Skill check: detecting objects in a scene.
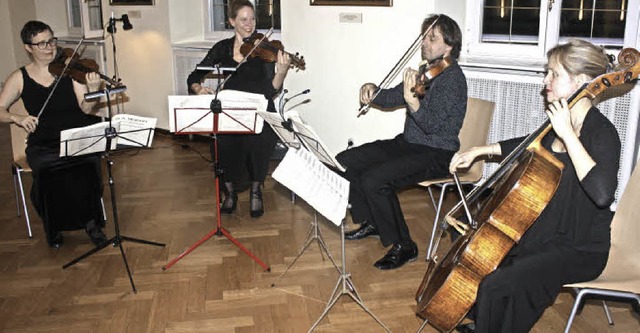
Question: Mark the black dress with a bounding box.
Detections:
[470,107,621,333]
[187,36,280,183]
[20,67,103,244]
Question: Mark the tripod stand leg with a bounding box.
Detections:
[62,236,114,269]
[162,229,217,270]
[219,227,270,271]
[117,241,137,293]
[121,235,165,247]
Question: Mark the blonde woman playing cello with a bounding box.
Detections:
[449,39,620,333]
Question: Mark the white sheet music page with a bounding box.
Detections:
[272,147,349,226]
[168,90,267,134]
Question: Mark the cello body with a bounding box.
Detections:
[416,138,564,332]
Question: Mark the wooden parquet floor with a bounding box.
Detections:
[0,127,638,332]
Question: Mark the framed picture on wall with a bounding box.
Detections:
[110,0,154,5]
[310,0,392,6]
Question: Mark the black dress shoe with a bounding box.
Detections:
[220,193,238,214]
[85,219,108,246]
[373,241,418,270]
[455,322,475,333]
[249,190,264,218]
[48,233,64,249]
[344,221,379,240]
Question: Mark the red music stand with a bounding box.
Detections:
[163,93,270,271]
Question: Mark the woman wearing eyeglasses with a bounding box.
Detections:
[0,21,107,248]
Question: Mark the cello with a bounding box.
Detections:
[415,47,640,332]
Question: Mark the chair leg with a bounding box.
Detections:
[601,300,614,326]
[100,197,108,223]
[564,288,587,333]
[12,166,21,217]
[15,169,33,238]
[426,183,448,260]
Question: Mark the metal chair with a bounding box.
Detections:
[418,97,494,259]
[9,100,34,237]
[562,164,640,332]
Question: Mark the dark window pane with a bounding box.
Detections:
[560,0,626,46]
[481,1,540,43]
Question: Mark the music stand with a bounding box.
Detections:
[61,85,165,294]
[163,90,270,271]
[258,111,340,284]
[263,112,390,332]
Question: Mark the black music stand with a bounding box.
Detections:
[262,111,390,332]
[163,91,270,271]
[61,85,165,294]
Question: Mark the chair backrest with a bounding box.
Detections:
[9,99,30,170]
[456,97,495,182]
[609,163,640,253]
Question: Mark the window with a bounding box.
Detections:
[205,0,281,40]
[465,0,640,67]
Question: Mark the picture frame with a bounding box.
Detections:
[109,0,154,5]
[310,0,392,6]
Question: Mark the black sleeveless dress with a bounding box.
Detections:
[20,67,104,244]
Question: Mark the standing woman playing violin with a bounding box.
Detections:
[187,0,291,218]
[336,14,467,270]
[0,21,107,248]
[449,39,619,333]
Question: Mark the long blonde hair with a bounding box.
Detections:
[547,39,612,80]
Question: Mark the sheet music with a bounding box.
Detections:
[168,90,268,134]
[256,110,300,149]
[287,115,346,172]
[272,147,350,226]
[59,114,156,157]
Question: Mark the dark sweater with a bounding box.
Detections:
[372,61,467,151]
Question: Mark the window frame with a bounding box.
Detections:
[463,0,640,68]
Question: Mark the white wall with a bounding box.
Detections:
[281,1,435,153]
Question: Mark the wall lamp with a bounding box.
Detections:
[107,14,133,33]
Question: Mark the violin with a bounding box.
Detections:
[48,48,120,86]
[240,33,306,70]
[411,55,452,98]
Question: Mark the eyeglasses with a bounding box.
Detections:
[28,38,58,50]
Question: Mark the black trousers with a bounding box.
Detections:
[26,145,104,244]
[336,135,454,246]
[212,125,278,183]
[469,241,608,333]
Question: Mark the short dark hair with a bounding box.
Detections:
[422,14,462,60]
[20,20,53,44]
[227,0,254,20]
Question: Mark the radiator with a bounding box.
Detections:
[464,68,640,207]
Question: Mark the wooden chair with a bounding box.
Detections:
[9,100,34,237]
[418,97,494,259]
[562,164,640,332]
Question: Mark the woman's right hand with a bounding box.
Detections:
[449,146,485,174]
[359,83,377,105]
[15,114,38,133]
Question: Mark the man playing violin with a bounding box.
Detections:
[337,14,467,270]
[0,21,107,248]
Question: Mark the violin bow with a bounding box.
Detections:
[357,16,440,117]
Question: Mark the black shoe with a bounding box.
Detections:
[344,221,379,240]
[455,323,475,333]
[373,241,418,270]
[85,219,108,246]
[48,233,64,249]
[220,193,238,214]
[250,189,264,218]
